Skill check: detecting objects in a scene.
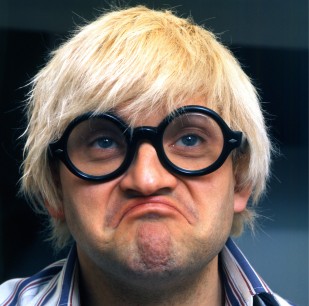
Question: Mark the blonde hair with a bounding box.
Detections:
[22,6,271,248]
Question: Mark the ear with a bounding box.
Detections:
[234,186,252,213]
[45,200,65,220]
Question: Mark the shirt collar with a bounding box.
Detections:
[220,237,274,305]
[58,245,80,305]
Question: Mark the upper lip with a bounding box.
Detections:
[109,196,192,228]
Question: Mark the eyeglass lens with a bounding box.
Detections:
[163,113,223,171]
[67,118,127,176]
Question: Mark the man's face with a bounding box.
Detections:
[58,98,248,287]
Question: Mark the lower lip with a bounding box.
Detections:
[122,203,180,221]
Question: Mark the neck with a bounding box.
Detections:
[78,255,224,306]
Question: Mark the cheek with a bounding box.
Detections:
[185,162,236,228]
[59,166,117,241]
[193,181,235,219]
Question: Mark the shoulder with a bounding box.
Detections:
[221,239,295,306]
[0,278,42,305]
[0,259,66,306]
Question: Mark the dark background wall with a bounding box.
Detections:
[0,1,308,305]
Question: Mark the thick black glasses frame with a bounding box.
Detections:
[49,105,243,182]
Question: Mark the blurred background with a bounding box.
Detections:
[0,0,307,304]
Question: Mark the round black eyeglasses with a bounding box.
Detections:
[49,105,243,182]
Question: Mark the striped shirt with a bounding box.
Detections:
[0,238,292,305]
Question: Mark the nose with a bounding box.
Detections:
[119,143,178,196]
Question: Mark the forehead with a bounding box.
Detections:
[114,96,211,126]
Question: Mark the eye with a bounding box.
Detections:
[175,134,203,147]
[93,137,117,149]
[85,133,126,161]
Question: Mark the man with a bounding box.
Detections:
[0,6,292,306]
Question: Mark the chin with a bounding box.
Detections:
[114,258,186,291]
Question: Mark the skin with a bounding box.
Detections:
[56,99,250,306]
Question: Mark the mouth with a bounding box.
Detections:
[111,197,190,228]
[125,202,180,219]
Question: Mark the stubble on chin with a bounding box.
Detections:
[135,222,174,272]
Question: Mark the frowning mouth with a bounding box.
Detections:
[111,197,190,228]
[124,202,179,219]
